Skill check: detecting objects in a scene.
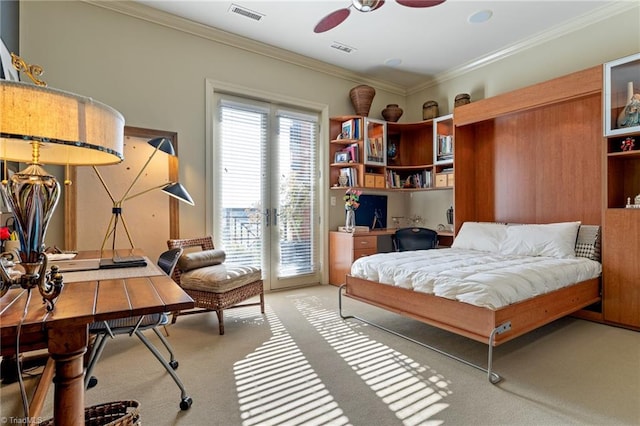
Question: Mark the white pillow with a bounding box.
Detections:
[499,221,581,258]
[451,222,508,253]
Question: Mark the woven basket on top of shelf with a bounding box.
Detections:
[349,84,375,117]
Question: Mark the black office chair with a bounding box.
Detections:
[393,227,438,251]
[84,248,193,410]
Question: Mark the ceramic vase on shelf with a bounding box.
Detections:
[381,104,403,122]
[345,210,356,232]
[349,85,375,117]
[387,142,398,163]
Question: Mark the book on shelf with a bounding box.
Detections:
[345,143,359,163]
[341,118,361,140]
[341,120,353,139]
[366,136,384,163]
[437,135,453,160]
[340,167,358,187]
[386,169,432,189]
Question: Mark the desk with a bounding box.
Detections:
[328,229,454,285]
[0,250,194,426]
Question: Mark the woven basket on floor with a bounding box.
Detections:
[39,400,140,426]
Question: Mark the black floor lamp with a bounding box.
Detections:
[93,137,194,257]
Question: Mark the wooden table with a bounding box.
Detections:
[0,250,194,426]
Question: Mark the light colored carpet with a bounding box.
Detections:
[1,284,639,425]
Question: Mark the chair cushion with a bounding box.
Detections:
[178,249,226,272]
[180,263,262,293]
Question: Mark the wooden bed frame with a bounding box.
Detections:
[338,66,605,383]
[340,275,601,383]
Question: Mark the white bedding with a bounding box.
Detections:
[350,248,602,310]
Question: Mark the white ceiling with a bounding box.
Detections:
[132,0,625,89]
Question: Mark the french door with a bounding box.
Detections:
[213,93,320,290]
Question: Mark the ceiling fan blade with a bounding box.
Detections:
[371,1,385,12]
[314,8,351,33]
[396,0,446,8]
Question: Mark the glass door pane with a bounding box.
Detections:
[271,112,320,289]
[215,95,320,290]
[217,99,267,270]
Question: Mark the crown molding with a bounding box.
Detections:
[406,1,637,95]
[83,1,635,97]
[82,0,407,95]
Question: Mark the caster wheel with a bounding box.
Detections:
[169,360,179,369]
[87,376,98,389]
[180,396,193,411]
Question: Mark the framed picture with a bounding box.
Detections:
[335,151,349,163]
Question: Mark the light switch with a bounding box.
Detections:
[330,196,336,206]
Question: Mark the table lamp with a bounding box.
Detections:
[0,58,124,310]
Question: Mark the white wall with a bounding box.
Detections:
[19,1,402,273]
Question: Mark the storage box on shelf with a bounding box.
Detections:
[434,170,454,188]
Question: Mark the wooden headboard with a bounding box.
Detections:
[453,66,603,231]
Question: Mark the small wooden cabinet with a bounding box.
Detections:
[329,229,394,285]
[603,209,640,328]
[328,229,453,285]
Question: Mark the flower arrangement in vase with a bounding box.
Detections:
[343,188,362,232]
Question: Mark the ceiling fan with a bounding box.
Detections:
[314,0,446,33]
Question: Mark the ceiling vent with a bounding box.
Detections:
[228,4,264,21]
[331,42,356,54]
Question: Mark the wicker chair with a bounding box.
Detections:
[167,236,265,335]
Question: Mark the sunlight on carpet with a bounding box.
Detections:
[234,308,349,426]
[232,292,452,426]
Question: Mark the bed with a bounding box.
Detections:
[339,221,602,383]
